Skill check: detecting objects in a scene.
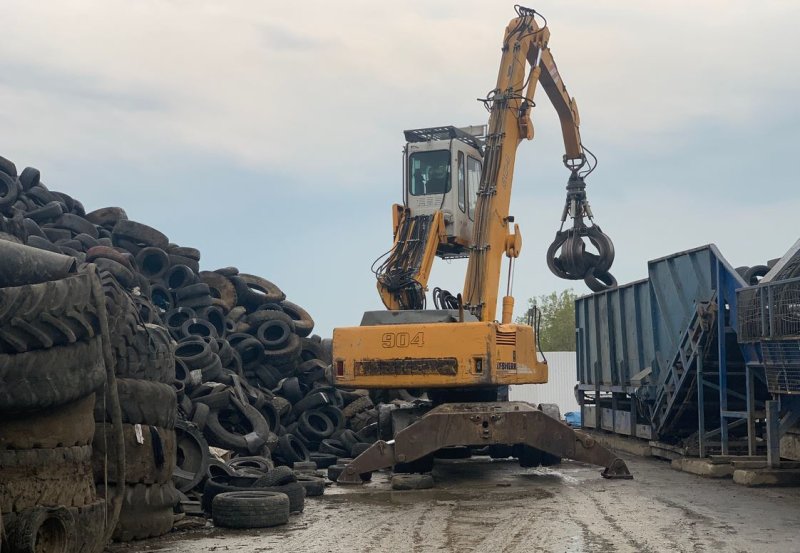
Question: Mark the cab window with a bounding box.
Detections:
[467,156,481,220]
[409,150,451,196]
[457,151,466,212]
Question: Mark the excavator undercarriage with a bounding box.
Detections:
[337,401,632,484]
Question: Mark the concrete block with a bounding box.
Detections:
[672,458,734,478]
[733,468,800,487]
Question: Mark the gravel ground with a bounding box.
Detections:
[109,453,800,553]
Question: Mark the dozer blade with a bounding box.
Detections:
[338,401,632,484]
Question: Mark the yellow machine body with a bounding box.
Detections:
[333,321,547,389]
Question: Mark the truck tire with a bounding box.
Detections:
[0,337,105,414]
[0,446,95,513]
[92,424,176,485]
[98,482,179,542]
[69,498,106,553]
[5,506,76,553]
[212,491,289,528]
[341,395,373,419]
[0,393,95,449]
[0,272,100,354]
[198,272,238,312]
[114,324,175,384]
[231,274,285,308]
[94,379,177,428]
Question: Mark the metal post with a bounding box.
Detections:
[697,353,706,458]
[717,263,730,455]
[766,400,780,468]
[746,365,756,456]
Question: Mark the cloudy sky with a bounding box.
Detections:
[1,0,798,336]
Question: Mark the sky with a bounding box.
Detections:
[1,0,798,337]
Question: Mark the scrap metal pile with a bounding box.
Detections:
[0,156,380,549]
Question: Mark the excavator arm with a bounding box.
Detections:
[463,7,616,321]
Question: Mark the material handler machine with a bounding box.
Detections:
[333,6,631,483]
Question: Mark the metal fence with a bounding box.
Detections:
[761,341,800,394]
[737,276,800,342]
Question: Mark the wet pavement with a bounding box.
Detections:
[109,454,800,553]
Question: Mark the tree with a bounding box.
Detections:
[517,289,577,351]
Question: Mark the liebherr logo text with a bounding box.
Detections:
[497,362,517,370]
[381,332,424,348]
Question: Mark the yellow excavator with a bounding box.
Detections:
[333,5,630,483]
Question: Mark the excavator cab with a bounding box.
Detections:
[403,126,485,258]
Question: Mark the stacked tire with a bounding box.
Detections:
[92,274,179,542]
[0,260,107,553]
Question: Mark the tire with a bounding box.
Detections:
[253,465,296,487]
[0,337,105,414]
[173,420,210,493]
[0,172,20,210]
[167,245,201,261]
[168,255,199,273]
[246,309,296,333]
[5,506,76,553]
[94,379,177,428]
[0,155,17,177]
[299,338,325,362]
[198,271,238,311]
[112,219,169,250]
[327,464,345,482]
[318,439,349,457]
[165,307,196,337]
[350,442,371,458]
[231,274,285,308]
[174,283,211,301]
[0,271,101,354]
[279,300,314,338]
[338,429,360,453]
[180,317,218,340]
[164,265,197,290]
[204,398,271,454]
[298,410,334,441]
[135,247,170,280]
[94,257,136,289]
[744,264,769,285]
[175,338,213,370]
[68,498,106,553]
[191,402,210,430]
[296,475,325,497]
[261,333,301,364]
[391,473,434,490]
[53,213,97,238]
[114,324,176,384]
[212,491,289,529]
[256,320,291,350]
[309,452,338,469]
[342,395,374,419]
[99,482,179,542]
[0,393,95,449]
[350,408,379,433]
[275,434,309,465]
[202,475,259,512]
[92,424,176,485]
[229,456,274,475]
[84,206,127,228]
[258,481,305,513]
[0,446,95,513]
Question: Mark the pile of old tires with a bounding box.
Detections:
[92,274,180,542]
[0,239,108,552]
[0,154,384,534]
